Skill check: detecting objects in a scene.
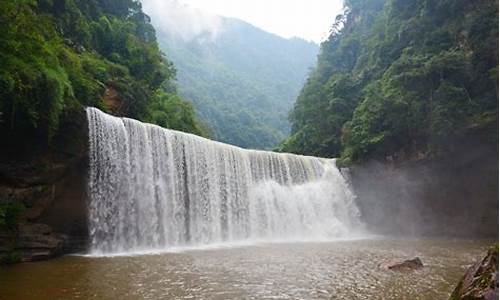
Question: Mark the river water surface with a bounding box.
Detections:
[1,238,490,300]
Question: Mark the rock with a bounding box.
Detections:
[18,223,52,235]
[20,250,55,262]
[0,231,15,252]
[381,257,424,271]
[14,222,67,262]
[449,244,499,300]
[0,106,89,263]
[0,185,47,206]
[102,86,124,114]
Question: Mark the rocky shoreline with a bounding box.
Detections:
[450,244,499,300]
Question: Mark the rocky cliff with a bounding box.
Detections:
[0,107,89,262]
[348,125,498,238]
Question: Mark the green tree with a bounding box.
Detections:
[282,0,498,164]
[0,0,205,147]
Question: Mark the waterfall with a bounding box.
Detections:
[87,107,362,254]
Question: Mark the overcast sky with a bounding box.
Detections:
[142,0,345,43]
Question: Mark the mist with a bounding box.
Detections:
[141,0,224,41]
[346,135,498,238]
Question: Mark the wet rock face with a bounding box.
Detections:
[15,223,67,261]
[349,135,498,238]
[450,245,499,300]
[0,107,89,262]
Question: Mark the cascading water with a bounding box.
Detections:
[87,107,362,254]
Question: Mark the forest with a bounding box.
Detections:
[153,15,318,149]
[281,0,498,165]
[0,0,205,150]
[3,0,496,161]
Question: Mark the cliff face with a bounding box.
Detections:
[0,107,89,262]
[349,126,498,238]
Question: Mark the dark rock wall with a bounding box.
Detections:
[0,107,89,260]
[349,129,498,238]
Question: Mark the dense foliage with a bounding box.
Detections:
[155,18,318,149]
[0,202,25,230]
[0,0,204,144]
[0,202,24,264]
[282,0,498,163]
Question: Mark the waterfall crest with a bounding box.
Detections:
[87,107,362,254]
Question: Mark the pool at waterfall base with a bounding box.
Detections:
[1,238,491,300]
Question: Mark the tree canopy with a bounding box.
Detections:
[281,0,498,164]
[0,0,205,145]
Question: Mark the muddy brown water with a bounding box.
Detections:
[0,238,492,300]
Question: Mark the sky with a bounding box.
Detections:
[141,0,345,43]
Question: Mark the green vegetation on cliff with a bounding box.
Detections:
[0,202,25,231]
[0,202,24,264]
[281,0,498,163]
[0,0,205,146]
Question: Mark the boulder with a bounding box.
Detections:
[381,257,424,271]
[449,245,499,300]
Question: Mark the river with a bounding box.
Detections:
[1,238,489,299]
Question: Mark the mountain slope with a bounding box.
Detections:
[147,6,318,149]
[282,0,498,163]
[0,0,205,148]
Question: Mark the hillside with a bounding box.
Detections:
[145,3,318,149]
[0,0,205,153]
[281,0,498,164]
